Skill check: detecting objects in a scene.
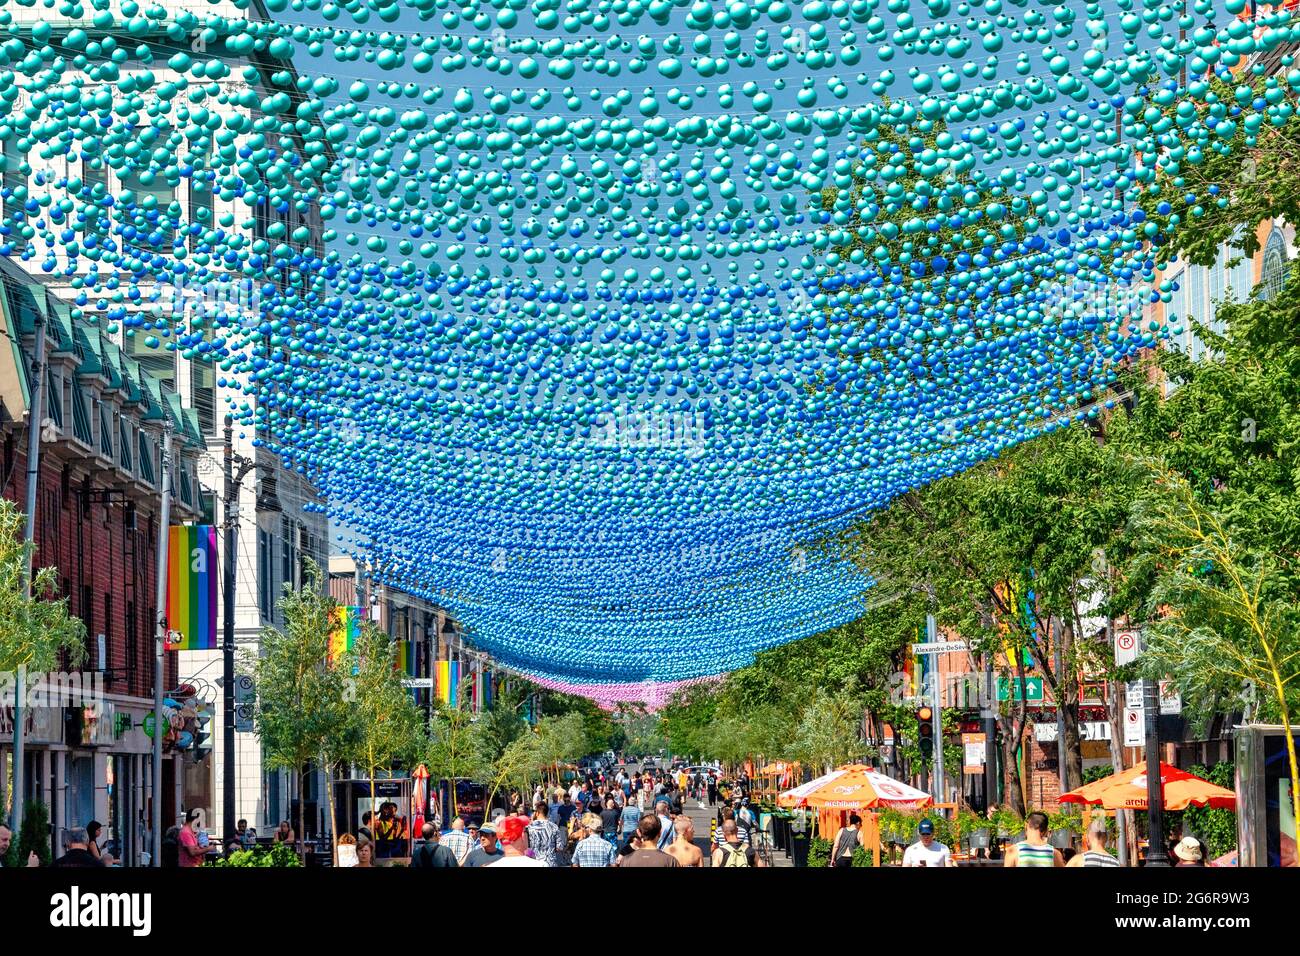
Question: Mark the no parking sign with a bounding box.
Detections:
[1114,630,1141,666]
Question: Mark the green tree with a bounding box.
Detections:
[1133,71,1300,268]
[424,692,487,819]
[1127,464,1300,832]
[252,560,354,863]
[830,424,1139,806]
[346,621,426,829]
[820,106,1039,274]
[790,686,865,775]
[0,498,86,673]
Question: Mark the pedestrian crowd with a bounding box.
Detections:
[399,760,768,867]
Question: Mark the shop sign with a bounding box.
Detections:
[0,705,63,744]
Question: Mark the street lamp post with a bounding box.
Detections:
[151,428,173,867]
[222,416,254,843]
[12,309,46,840]
[1142,678,1171,867]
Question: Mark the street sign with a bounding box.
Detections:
[1123,707,1144,747]
[1125,681,1144,709]
[1158,679,1182,715]
[996,676,1044,704]
[911,640,968,655]
[1114,630,1141,666]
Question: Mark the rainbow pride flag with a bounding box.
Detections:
[396,640,417,676]
[435,660,460,707]
[328,605,365,664]
[165,525,217,651]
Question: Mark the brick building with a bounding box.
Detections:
[0,255,205,865]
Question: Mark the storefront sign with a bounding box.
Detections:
[0,705,63,744]
[1034,721,1113,743]
[961,733,986,774]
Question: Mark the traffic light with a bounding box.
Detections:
[916,705,934,760]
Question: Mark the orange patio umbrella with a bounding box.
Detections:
[777,764,933,810]
[1059,761,1236,811]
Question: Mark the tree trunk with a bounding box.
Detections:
[325,761,339,867]
[297,764,307,865]
[1059,618,1084,793]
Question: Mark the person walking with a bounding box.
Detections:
[51,827,105,868]
[653,799,676,851]
[526,802,565,867]
[410,824,458,868]
[1173,836,1206,867]
[463,822,504,867]
[901,818,954,867]
[618,796,642,845]
[599,797,621,848]
[711,820,763,868]
[1004,811,1064,867]
[665,816,703,867]
[828,814,863,868]
[440,817,475,866]
[616,815,680,867]
[0,825,39,867]
[488,815,547,867]
[1068,819,1121,867]
[571,813,618,867]
[177,810,209,868]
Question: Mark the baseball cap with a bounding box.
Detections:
[477,822,496,837]
[917,818,934,835]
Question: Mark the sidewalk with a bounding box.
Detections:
[682,800,793,867]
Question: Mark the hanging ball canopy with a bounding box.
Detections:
[0,0,1259,701]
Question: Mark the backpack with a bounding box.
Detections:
[161,827,181,868]
[720,843,751,868]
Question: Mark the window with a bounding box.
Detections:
[82,584,94,637]
[1259,228,1288,302]
[71,389,92,445]
[124,333,176,389]
[138,432,155,484]
[190,324,217,437]
[280,518,292,602]
[189,174,214,254]
[258,528,273,621]
[103,593,113,674]
[98,402,114,459]
[1187,265,1206,361]
[45,368,63,429]
[125,601,138,689]
[3,137,28,253]
[118,419,133,472]
[119,168,177,248]
[81,157,110,241]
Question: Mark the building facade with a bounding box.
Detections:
[2,1,330,843]
[0,255,205,864]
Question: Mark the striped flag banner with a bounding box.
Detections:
[396,640,417,676]
[328,606,365,664]
[165,525,217,651]
[435,660,460,707]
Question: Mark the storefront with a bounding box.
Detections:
[0,696,174,865]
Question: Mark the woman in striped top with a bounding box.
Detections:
[1004,812,1065,867]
